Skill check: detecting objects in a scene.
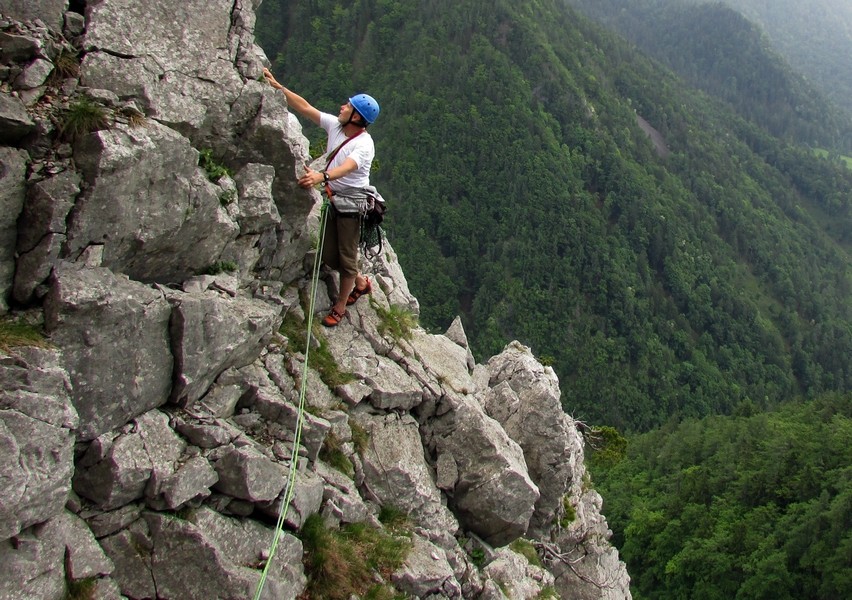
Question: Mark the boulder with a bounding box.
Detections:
[98,518,156,599]
[0,90,36,144]
[101,507,305,600]
[0,347,77,539]
[14,166,80,295]
[146,455,219,511]
[167,289,282,406]
[56,510,115,581]
[0,0,68,31]
[44,264,173,441]
[485,341,578,535]
[212,444,287,503]
[0,30,42,64]
[482,545,555,599]
[316,461,369,525]
[325,324,426,411]
[431,395,539,547]
[81,0,245,141]
[393,533,461,598]
[409,329,476,395]
[234,163,281,233]
[0,515,68,599]
[66,122,240,283]
[354,411,458,535]
[0,148,28,311]
[243,385,331,463]
[73,410,186,510]
[256,468,324,530]
[13,57,53,90]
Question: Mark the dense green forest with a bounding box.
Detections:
[568,0,852,153]
[592,392,852,599]
[257,0,851,433]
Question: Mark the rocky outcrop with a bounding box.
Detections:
[0,3,631,599]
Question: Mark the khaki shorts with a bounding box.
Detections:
[322,207,360,277]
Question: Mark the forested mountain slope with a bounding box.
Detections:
[257,0,851,432]
[568,0,852,152]
[593,392,852,599]
[694,0,852,117]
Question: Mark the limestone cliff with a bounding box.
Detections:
[0,2,631,598]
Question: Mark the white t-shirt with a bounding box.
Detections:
[320,112,374,192]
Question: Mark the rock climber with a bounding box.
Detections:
[262,67,380,327]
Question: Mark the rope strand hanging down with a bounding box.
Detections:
[253,200,330,600]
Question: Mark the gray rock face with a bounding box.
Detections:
[327,326,427,410]
[82,0,244,140]
[234,163,281,233]
[0,514,69,600]
[482,546,555,599]
[67,123,240,283]
[213,444,286,503]
[485,341,578,535]
[44,264,173,441]
[101,507,305,600]
[73,410,186,510]
[13,167,76,302]
[167,289,282,406]
[0,84,36,143]
[393,534,461,598]
[431,395,540,547]
[356,411,459,535]
[0,348,77,540]
[0,148,27,312]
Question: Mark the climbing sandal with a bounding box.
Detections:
[346,278,372,306]
[322,307,346,327]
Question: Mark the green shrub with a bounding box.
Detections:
[510,538,542,567]
[536,586,559,599]
[587,425,627,468]
[469,546,486,569]
[350,420,369,456]
[64,577,97,600]
[313,335,355,388]
[378,505,410,532]
[53,50,80,80]
[362,586,408,600]
[204,261,238,275]
[198,148,233,182]
[219,189,237,206]
[59,97,109,142]
[560,495,577,528]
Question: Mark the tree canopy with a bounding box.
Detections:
[592,393,852,599]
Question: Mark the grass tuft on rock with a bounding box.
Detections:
[298,514,411,600]
[372,300,417,342]
[59,97,109,142]
[0,317,50,352]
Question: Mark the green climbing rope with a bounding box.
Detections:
[252,200,329,600]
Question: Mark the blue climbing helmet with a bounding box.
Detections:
[349,93,380,124]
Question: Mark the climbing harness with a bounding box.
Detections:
[252,200,330,600]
